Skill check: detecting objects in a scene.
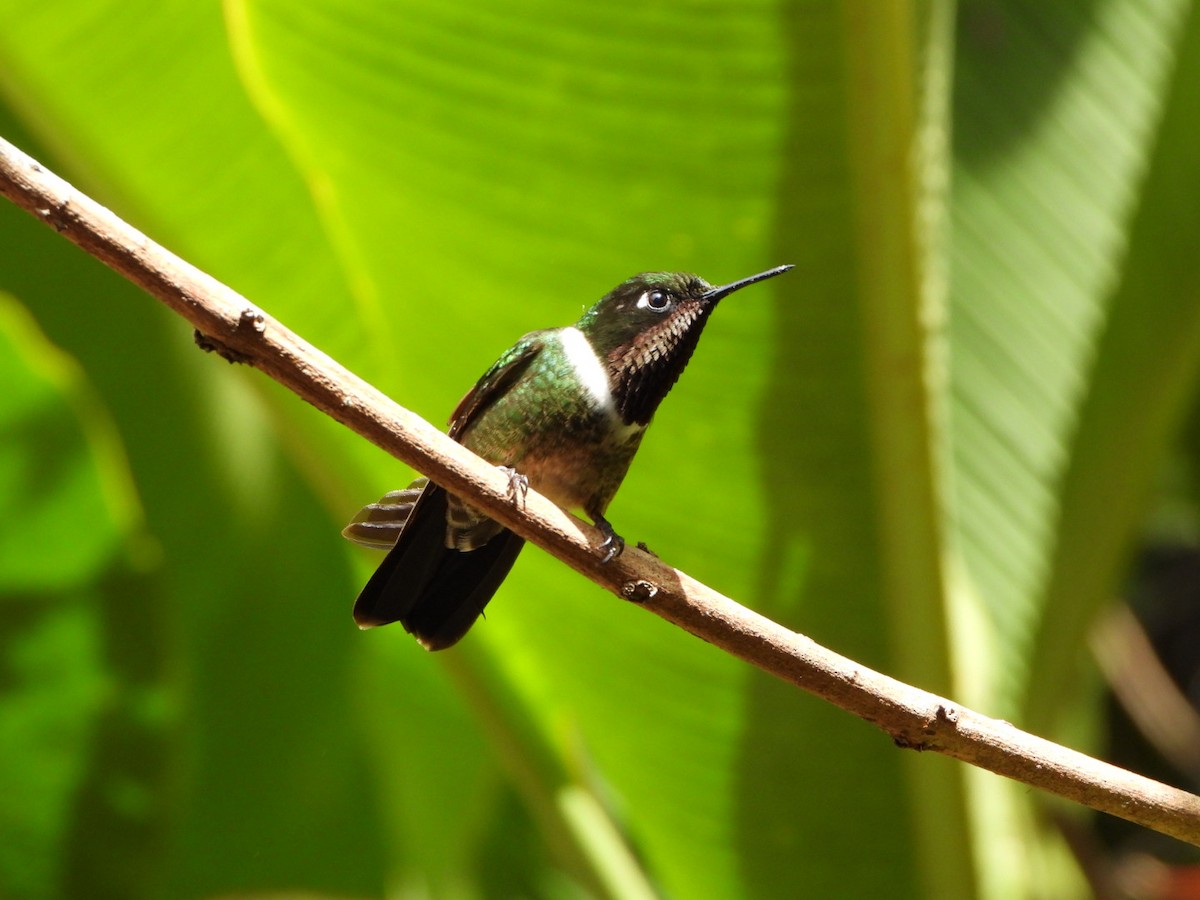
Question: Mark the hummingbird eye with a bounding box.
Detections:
[637,289,672,313]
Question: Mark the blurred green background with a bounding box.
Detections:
[3,1,1200,897]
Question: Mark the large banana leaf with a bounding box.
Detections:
[2,1,1199,898]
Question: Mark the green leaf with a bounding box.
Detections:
[0,296,133,590]
[1030,1,1200,728]
[226,0,922,896]
[0,296,131,898]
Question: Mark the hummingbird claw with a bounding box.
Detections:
[599,534,625,564]
[500,466,529,507]
[592,513,625,564]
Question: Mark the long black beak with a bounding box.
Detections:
[702,264,794,302]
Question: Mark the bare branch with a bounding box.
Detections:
[2,134,1199,847]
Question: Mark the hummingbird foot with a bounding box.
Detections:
[592,513,625,564]
[500,466,529,507]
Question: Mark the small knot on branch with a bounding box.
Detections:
[622,580,659,603]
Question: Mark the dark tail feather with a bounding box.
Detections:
[352,484,526,650]
[401,528,525,650]
[353,485,449,628]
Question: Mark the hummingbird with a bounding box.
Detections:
[342,264,793,649]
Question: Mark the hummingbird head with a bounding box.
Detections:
[576,264,793,425]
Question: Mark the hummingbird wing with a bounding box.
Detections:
[351,334,547,649]
[447,332,548,437]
